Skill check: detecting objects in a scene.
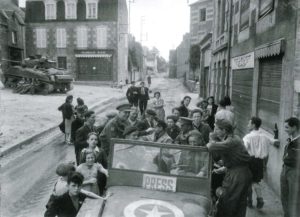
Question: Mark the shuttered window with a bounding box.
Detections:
[65,1,77,19]
[76,27,87,48]
[240,0,250,31]
[36,28,47,48]
[258,56,282,132]
[45,0,56,20]
[96,26,107,48]
[56,28,66,48]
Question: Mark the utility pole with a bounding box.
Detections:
[128,0,135,34]
[140,16,146,43]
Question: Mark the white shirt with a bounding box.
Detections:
[243,129,272,159]
[215,108,235,126]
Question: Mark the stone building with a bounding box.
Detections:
[224,0,300,197]
[210,0,232,102]
[0,0,25,72]
[176,33,190,81]
[168,49,177,78]
[189,0,214,45]
[25,0,128,82]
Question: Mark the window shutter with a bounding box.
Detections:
[97,27,107,48]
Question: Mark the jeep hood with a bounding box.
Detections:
[101,186,210,217]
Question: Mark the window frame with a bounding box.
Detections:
[11,31,17,45]
[199,8,206,22]
[258,0,274,18]
[36,28,47,48]
[57,56,67,69]
[86,0,98,19]
[65,0,77,19]
[56,28,66,48]
[45,0,57,20]
[239,0,250,32]
[96,26,107,48]
[76,27,88,48]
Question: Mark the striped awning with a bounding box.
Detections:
[255,38,285,59]
[75,54,112,58]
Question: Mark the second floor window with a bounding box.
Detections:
[12,31,17,44]
[56,28,66,48]
[45,1,56,20]
[96,26,107,48]
[199,8,206,22]
[87,1,97,19]
[240,0,250,31]
[77,27,88,48]
[36,28,47,48]
[66,1,77,19]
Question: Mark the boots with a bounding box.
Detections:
[257,197,264,209]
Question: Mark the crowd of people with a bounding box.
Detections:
[45,85,300,217]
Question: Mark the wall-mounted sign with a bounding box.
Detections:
[231,52,254,70]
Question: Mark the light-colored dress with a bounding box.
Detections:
[77,163,100,195]
[152,98,165,120]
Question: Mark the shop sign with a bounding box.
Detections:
[231,52,254,69]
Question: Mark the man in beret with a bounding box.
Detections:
[166,115,181,142]
[191,109,212,144]
[126,81,139,107]
[138,81,150,115]
[136,109,156,136]
[75,111,97,165]
[99,104,131,155]
[207,119,252,217]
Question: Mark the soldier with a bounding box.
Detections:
[175,117,193,145]
[128,108,139,127]
[99,103,131,155]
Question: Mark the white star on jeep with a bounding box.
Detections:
[139,205,171,217]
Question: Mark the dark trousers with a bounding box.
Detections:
[97,172,107,196]
[216,166,252,217]
[139,100,148,115]
[281,165,300,217]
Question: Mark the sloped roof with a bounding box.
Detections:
[0,0,25,21]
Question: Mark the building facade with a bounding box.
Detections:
[176,33,190,81]
[216,0,300,197]
[168,49,177,78]
[189,0,214,45]
[0,0,25,73]
[210,0,232,102]
[25,0,128,82]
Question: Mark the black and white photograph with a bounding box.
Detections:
[0,0,300,217]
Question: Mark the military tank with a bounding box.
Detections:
[1,56,74,94]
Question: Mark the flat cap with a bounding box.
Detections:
[116,103,132,112]
[179,117,193,125]
[145,109,157,116]
[166,115,178,122]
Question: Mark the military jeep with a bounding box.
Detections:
[77,139,212,217]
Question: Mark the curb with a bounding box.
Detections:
[0,95,126,157]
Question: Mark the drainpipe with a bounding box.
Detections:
[226,0,233,96]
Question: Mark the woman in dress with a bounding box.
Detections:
[77,150,108,195]
[151,91,165,120]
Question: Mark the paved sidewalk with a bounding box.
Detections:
[247,181,283,217]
